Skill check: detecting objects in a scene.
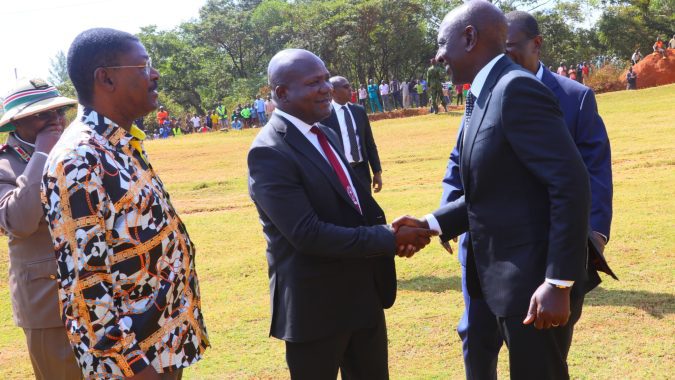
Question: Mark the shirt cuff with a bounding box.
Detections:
[424,214,442,235]
[594,231,608,243]
[546,278,574,288]
[33,151,49,158]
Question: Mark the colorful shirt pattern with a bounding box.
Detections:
[41,108,209,378]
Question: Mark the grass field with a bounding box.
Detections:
[0,84,673,379]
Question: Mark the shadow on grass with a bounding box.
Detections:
[398,275,462,293]
[586,287,675,318]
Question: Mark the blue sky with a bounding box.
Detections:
[1,0,207,96]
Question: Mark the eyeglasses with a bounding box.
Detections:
[101,58,153,75]
[32,107,68,121]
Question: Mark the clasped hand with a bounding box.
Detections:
[391,215,438,258]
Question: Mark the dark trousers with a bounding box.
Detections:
[458,264,584,380]
[350,162,372,193]
[285,310,388,380]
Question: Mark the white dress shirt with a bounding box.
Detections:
[273,108,361,209]
[425,54,573,287]
[331,100,362,163]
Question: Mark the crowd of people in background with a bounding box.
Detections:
[137,33,675,139]
[138,95,276,139]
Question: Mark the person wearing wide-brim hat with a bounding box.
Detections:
[0,78,81,379]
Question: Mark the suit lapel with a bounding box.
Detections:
[461,56,510,185]
[541,67,561,94]
[348,104,367,159]
[274,114,361,215]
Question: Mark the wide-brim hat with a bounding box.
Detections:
[0,78,78,132]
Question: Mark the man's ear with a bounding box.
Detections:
[465,25,478,52]
[274,85,287,103]
[93,67,115,93]
[533,35,543,57]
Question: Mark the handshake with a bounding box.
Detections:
[391,215,438,258]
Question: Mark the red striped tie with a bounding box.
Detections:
[310,126,362,214]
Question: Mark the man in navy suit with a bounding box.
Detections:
[435,9,613,379]
[322,76,383,193]
[395,2,592,378]
[248,49,436,380]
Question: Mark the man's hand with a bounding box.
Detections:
[35,124,63,154]
[392,215,429,232]
[372,172,383,193]
[127,365,160,380]
[393,225,437,258]
[523,282,571,329]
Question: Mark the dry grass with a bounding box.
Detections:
[0,84,673,379]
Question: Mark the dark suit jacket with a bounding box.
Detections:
[434,56,591,317]
[322,103,382,178]
[248,113,396,343]
[441,64,613,292]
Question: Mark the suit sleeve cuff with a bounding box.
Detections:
[424,214,442,235]
[546,278,574,288]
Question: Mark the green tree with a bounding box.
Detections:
[48,50,76,98]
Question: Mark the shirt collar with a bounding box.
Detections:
[274,108,315,136]
[536,62,544,81]
[331,100,350,110]
[11,132,35,150]
[469,53,505,99]
[80,106,135,149]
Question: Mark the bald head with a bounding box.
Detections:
[505,10,542,74]
[435,0,507,84]
[267,48,332,124]
[330,76,351,105]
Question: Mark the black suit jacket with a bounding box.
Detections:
[434,56,591,317]
[248,113,396,342]
[322,103,382,176]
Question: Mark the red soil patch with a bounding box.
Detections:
[367,105,465,122]
[620,48,675,89]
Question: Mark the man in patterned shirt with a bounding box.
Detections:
[41,28,209,380]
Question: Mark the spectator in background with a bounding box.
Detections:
[265,95,275,120]
[216,103,228,130]
[576,63,583,83]
[156,105,168,125]
[631,48,643,65]
[626,66,637,90]
[205,110,213,130]
[557,62,565,76]
[442,83,451,106]
[358,84,368,109]
[191,113,201,131]
[231,117,243,130]
[240,104,251,128]
[367,79,383,113]
[653,37,667,59]
[255,96,267,125]
[210,110,219,129]
[134,116,145,131]
[390,78,402,109]
[582,62,590,83]
[669,34,675,49]
[427,59,447,114]
[569,67,577,81]
[350,87,358,104]
[455,83,463,105]
[379,80,390,112]
[419,77,428,106]
[401,79,410,108]
[410,79,420,108]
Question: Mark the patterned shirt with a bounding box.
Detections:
[41,107,209,378]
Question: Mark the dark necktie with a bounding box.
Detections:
[462,91,476,149]
[342,106,361,163]
[310,126,362,214]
